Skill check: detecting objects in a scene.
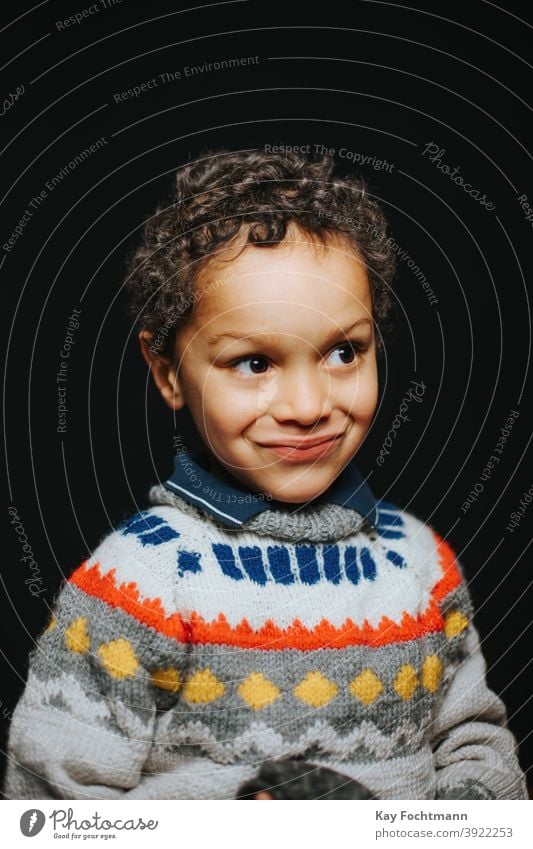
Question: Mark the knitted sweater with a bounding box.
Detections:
[4,458,527,800]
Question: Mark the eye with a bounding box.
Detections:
[230,355,271,376]
[327,342,361,366]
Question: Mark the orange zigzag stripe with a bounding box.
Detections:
[68,532,461,650]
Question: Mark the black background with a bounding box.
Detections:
[2,0,532,792]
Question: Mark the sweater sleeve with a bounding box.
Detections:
[429,560,527,800]
[3,575,160,800]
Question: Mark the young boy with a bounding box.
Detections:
[4,150,527,800]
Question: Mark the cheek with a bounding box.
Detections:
[344,368,378,421]
[202,391,257,436]
[205,370,275,421]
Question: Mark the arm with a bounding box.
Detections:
[3,576,158,800]
[3,560,257,801]
[429,567,527,800]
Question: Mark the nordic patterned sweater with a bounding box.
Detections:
[4,450,527,801]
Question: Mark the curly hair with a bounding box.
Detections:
[124,148,396,359]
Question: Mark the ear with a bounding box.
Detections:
[138,331,186,410]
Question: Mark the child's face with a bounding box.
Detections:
[158,232,378,503]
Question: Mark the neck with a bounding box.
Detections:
[206,455,248,490]
[149,483,368,542]
[205,453,319,510]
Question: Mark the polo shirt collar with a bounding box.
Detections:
[163,445,379,530]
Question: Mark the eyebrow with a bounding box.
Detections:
[206,317,372,348]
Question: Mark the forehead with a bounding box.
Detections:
[193,235,372,334]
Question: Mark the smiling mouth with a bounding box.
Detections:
[258,434,344,461]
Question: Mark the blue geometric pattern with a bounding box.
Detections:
[210,541,406,585]
[344,546,360,584]
[238,546,268,585]
[266,546,294,585]
[295,546,321,585]
[360,547,377,581]
[212,543,244,581]
[376,502,406,540]
[119,511,180,547]
[386,550,406,569]
[118,513,408,582]
[322,546,341,584]
[177,549,202,576]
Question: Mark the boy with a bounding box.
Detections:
[3,149,527,800]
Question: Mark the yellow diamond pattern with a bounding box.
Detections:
[349,669,384,705]
[182,668,225,704]
[151,667,181,693]
[444,611,469,639]
[421,655,442,692]
[64,617,90,654]
[238,672,280,710]
[294,671,338,708]
[97,638,140,679]
[394,664,418,700]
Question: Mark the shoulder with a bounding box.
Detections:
[376,503,475,645]
[374,499,463,593]
[375,498,437,548]
[67,505,197,616]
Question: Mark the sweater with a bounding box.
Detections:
[3,448,527,800]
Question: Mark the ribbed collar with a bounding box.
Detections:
[162,444,378,531]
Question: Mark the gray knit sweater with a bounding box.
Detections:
[3,487,527,800]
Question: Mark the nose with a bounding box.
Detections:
[267,364,332,425]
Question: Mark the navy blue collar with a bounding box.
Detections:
[163,445,378,530]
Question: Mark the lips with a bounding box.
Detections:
[259,434,343,449]
[258,433,344,462]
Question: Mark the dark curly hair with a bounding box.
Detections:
[124,148,396,359]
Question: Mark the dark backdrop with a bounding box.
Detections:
[2,0,532,790]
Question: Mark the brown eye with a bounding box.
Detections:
[249,357,269,373]
[232,356,270,375]
[328,343,359,366]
